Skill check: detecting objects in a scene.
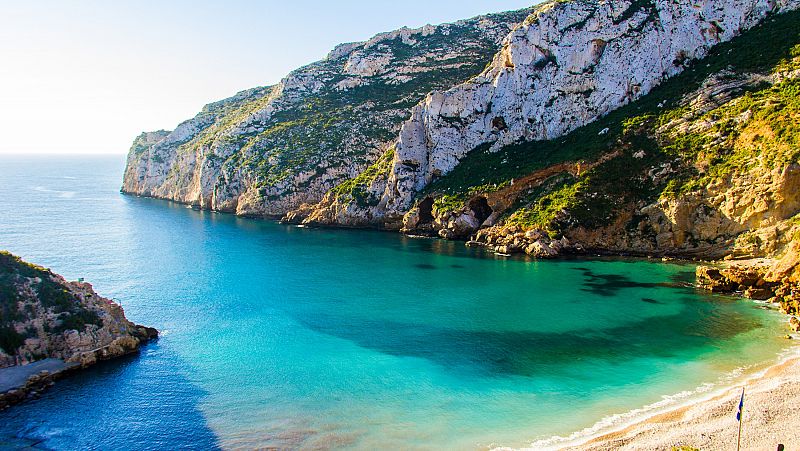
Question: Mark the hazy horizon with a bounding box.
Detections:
[0,1,536,155]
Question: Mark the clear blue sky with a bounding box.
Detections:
[0,0,537,154]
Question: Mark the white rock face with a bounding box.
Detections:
[375,0,800,216]
[122,9,528,216]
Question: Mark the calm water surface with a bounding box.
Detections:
[0,155,792,449]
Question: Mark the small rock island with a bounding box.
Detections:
[0,251,157,409]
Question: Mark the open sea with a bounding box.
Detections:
[0,154,794,450]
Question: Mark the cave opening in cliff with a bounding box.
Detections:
[468,196,493,225]
[418,197,434,225]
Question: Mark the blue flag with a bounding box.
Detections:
[736,389,744,422]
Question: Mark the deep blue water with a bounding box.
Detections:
[0,154,792,449]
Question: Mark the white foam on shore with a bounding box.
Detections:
[508,345,800,451]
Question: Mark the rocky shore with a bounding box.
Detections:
[695,238,800,329]
[0,251,157,410]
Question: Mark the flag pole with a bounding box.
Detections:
[737,387,745,451]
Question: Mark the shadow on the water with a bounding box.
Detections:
[295,301,762,379]
[641,297,663,304]
[573,267,695,297]
[578,271,658,297]
[0,342,221,450]
[414,263,437,270]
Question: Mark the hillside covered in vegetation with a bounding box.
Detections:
[122,8,531,216]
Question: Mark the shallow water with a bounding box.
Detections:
[0,154,792,449]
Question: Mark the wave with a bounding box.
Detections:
[34,186,76,199]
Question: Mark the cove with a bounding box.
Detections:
[0,155,792,449]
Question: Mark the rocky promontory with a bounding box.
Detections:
[121,8,531,217]
[0,251,157,409]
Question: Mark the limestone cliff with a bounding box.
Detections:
[297,0,800,227]
[0,251,157,369]
[387,8,800,261]
[123,1,800,290]
[121,8,531,216]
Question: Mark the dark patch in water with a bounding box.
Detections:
[577,268,693,297]
[450,264,466,269]
[580,271,658,296]
[295,303,761,378]
[641,298,662,304]
[414,264,437,270]
[0,343,221,449]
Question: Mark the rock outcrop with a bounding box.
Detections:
[0,367,58,410]
[695,253,799,324]
[121,8,531,217]
[0,251,157,371]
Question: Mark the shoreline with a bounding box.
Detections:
[125,192,728,263]
[106,196,800,449]
[521,343,800,450]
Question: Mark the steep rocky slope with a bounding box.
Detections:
[122,8,531,216]
[295,0,800,227]
[0,251,156,369]
[391,8,800,259]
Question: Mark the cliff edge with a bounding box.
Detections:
[0,251,157,409]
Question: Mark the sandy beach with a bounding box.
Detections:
[562,354,800,451]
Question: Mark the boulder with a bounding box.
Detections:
[696,266,737,292]
[720,267,761,288]
[744,287,775,301]
[525,240,559,258]
[790,316,800,332]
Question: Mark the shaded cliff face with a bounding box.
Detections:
[0,252,155,368]
[301,0,799,226]
[121,8,531,216]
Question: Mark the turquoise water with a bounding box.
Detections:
[0,154,792,450]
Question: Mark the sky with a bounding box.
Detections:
[0,0,536,154]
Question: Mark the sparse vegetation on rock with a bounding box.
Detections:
[0,251,156,369]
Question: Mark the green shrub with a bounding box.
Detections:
[331,147,395,207]
[0,326,24,355]
[54,310,102,334]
